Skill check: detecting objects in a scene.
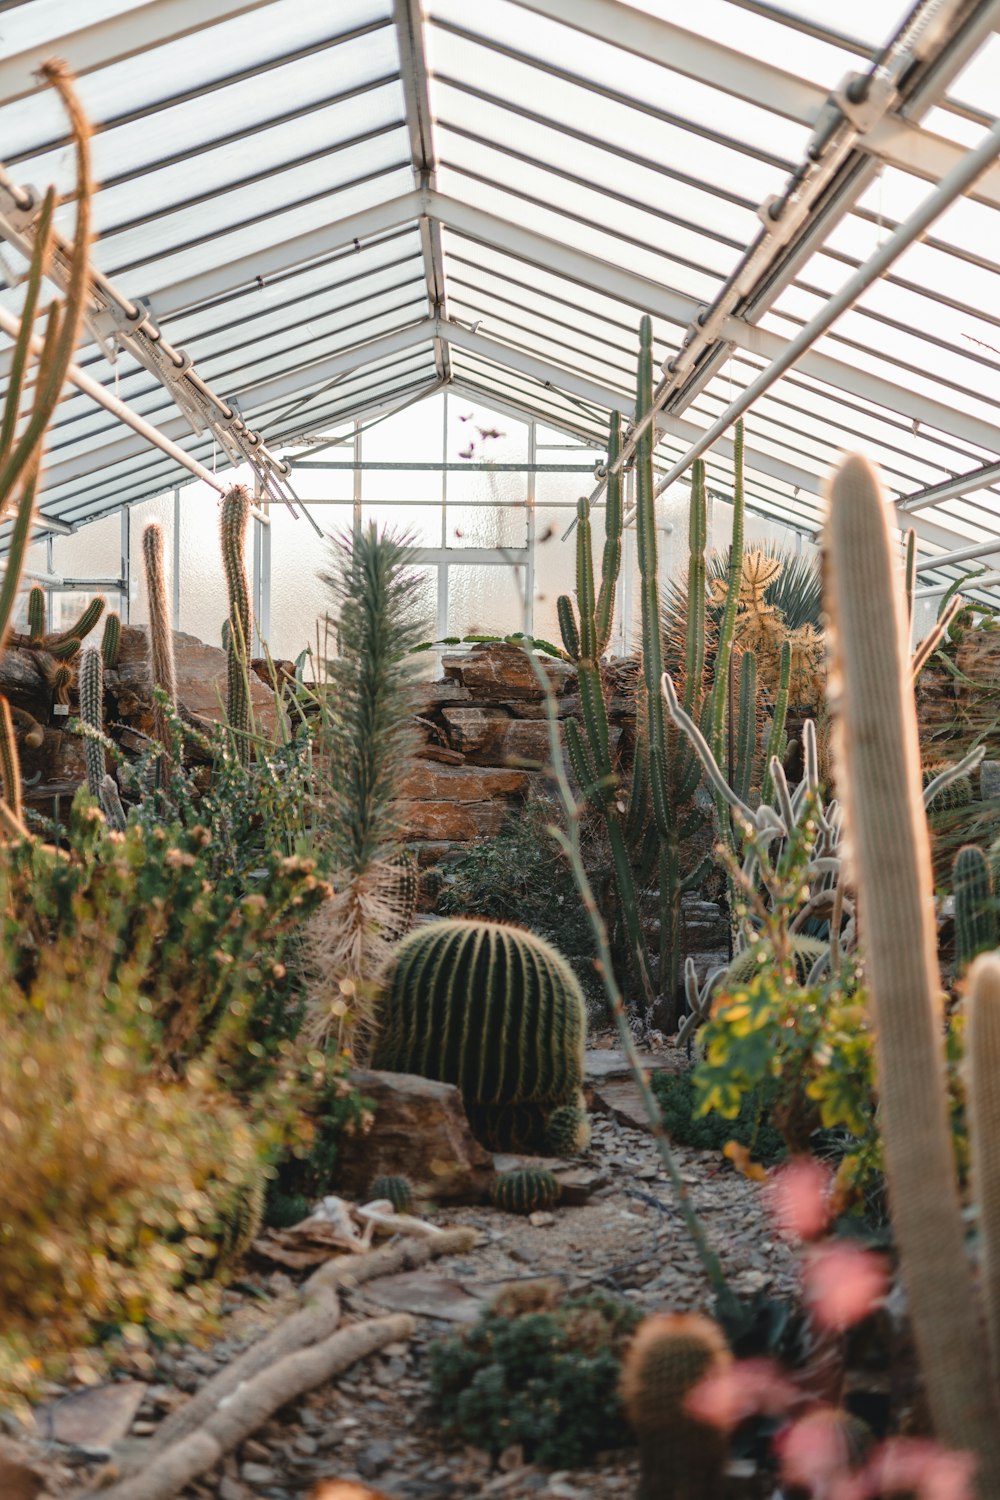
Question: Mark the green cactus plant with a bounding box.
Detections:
[370,1174,414,1213]
[725,935,828,988]
[78,644,106,800]
[824,452,1000,1490]
[101,610,121,671]
[0,701,23,826]
[373,918,587,1151]
[620,1312,731,1500]
[968,955,1000,1386]
[545,1101,591,1157]
[141,521,177,781]
[27,586,45,642]
[490,1167,560,1215]
[221,485,253,764]
[924,764,973,812]
[954,845,998,973]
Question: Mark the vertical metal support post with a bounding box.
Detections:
[252,475,263,655]
[120,506,131,623]
[172,487,181,630]
[352,420,363,540]
[524,419,536,636]
[436,394,448,641]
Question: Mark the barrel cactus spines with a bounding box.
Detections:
[373,918,587,1152]
[824,452,1000,1483]
[221,484,253,764]
[27,585,45,642]
[490,1167,560,1215]
[955,845,998,973]
[100,610,121,671]
[372,849,420,945]
[0,700,23,825]
[545,1102,591,1157]
[78,643,105,799]
[141,521,177,778]
[370,1175,414,1213]
[620,1312,731,1500]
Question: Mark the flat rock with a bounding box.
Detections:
[335,1069,494,1202]
[0,1438,49,1500]
[404,799,510,841]
[38,1380,147,1449]
[115,626,282,738]
[584,1049,655,1082]
[362,1271,486,1323]
[588,1079,656,1133]
[401,764,531,803]
[443,644,575,701]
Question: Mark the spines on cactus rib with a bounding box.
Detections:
[968,954,1000,1388]
[0,698,23,824]
[370,1175,414,1213]
[634,315,669,843]
[27,585,45,641]
[490,1168,560,1215]
[78,643,105,799]
[824,452,1000,1478]
[142,521,177,776]
[221,485,253,763]
[594,411,623,656]
[557,594,580,659]
[99,772,127,832]
[683,459,707,714]
[733,651,757,807]
[620,1312,731,1500]
[101,611,121,670]
[954,844,997,973]
[707,420,745,844]
[760,638,791,807]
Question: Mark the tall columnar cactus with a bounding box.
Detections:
[221,485,253,764]
[954,845,997,973]
[141,522,177,779]
[27,586,45,642]
[0,701,23,826]
[373,918,587,1151]
[101,611,121,671]
[824,453,1000,1488]
[620,1313,731,1500]
[78,644,105,799]
[968,955,1000,1387]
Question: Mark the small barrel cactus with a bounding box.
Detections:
[370,1174,414,1213]
[373,918,587,1151]
[27,584,45,641]
[490,1168,560,1215]
[954,844,997,973]
[545,1101,591,1157]
[620,1313,731,1500]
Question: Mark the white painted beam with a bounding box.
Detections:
[440,319,627,410]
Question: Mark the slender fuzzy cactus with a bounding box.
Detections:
[99,773,127,833]
[824,453,1000,1488]
[954,845,997,973]
[141,522,177,779]
[968,954,1000,1388]
[27,586,45,642]
[490,1167,560,1215]
[373,918,587,1151]
[221,485,253,763]
[620,1313,731,1500]
[78,644,105,799]
[101,610,121,670]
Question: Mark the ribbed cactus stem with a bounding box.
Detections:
[221,484,253,763]
[825,452,1000,1484]
[594,412,623,655]
[27,585,45,641]
[556,594,580,659]
[904,527,917,626]
[0,698,23,824]
[101,610,121,670]
[954,844,997,973]
[968,954,1000,1388]
[760,638,791,807]
[708,419,745,843]
[683,460,707,714]
[99,772,127,832]
[141,521,177,774]
[733,650,757,806]
[621,1313,731,1500]
[635,315,669,841]
[47,593,105,649]
[78,643,105,798]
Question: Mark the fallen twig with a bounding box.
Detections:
[306,1225,478,1293]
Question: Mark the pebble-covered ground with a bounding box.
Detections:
[25,1052,800,1500]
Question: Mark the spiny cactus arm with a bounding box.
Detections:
[825,452,1000,1477]
[565,716,599,799]
[683,458,708,714]
[968,955,1000,1389]
[707,418,746,791]
[101,611,121,670]
[911,594,963,682]
[905,528,917,626]
[46,593,105,649]
[142,521,177,778]
[27,586,45,642]
[594,411,623,656]
[661,672,755,825]
[221,485,253,761]
[923,744,985,809]
[78,643,105,798]
[760,639,791,807]
[733,650,757,806]
[575,495,598,662]
[556,594,580,659]
[0,698,23,826]
[635,316,671,841]
[954,845,997,973]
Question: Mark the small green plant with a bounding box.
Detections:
[370,1174,414,1212]
[221,485,253,764]
[544,1102,591,1157]
[490,1167,560,1215]
[373,917,587,1151]
[429,1285,642,1466]
[652,1070,785,1165]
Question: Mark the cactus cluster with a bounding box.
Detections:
[490,1167,560,1215]
[370,1174,414,1213]
[221,485,253,763]
[373,918,587,1151]
[620,1312,731,1500]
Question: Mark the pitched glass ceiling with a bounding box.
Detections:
[0,0,998,585]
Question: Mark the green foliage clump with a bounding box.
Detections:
[429,1285,642,1467]
[490,1168,560,1215]
[652,1069,785,1165]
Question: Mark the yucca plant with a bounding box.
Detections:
[303,526,429,1050]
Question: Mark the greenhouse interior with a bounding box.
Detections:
[5,0,1000,1496]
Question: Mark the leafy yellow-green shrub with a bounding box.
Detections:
[0,933,262,1398]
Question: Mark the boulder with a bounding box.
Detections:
[113,626,283,739]
[443,643,575,701]
[401,764,531,802]
[335,1069,494,1202]
[439,711,606,768]
[404,800,509,841]
[0,1438,49,1500]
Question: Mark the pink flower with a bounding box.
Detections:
[685,1357,799,1432]
[802,1241,887,1330]
[778,1408,860,1490]
[842,1439,976,1500]
[768,1157,834,1243]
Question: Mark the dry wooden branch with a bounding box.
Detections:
[305,1225,478,1294]
[82,1315,414,1500]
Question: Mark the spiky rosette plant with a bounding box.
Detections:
[221,484,253,764]
[303,526,428,1051]
[620,1313,731,1500]
[374,918,587,1151]
[370,1175,414,1213]
[490,1168,560,1215]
